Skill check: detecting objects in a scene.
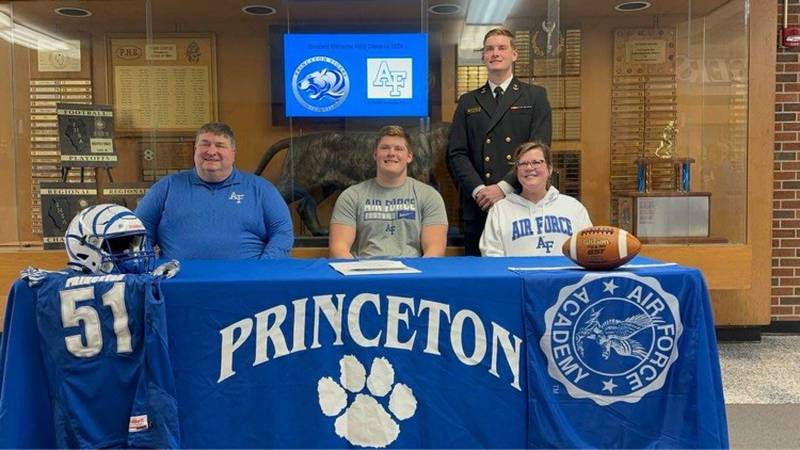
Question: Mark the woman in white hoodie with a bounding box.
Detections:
[480,142,592,256]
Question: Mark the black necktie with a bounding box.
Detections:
[494,86,504,104]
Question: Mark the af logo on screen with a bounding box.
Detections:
[541,272,683,406]
[367,58,412,99]
[291,56,350,112]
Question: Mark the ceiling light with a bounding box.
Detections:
[1,12,69,50]
[428,4,462,15]
[466,0,516,25]
[242,5,277,16]
[458,24,494,64]
[54,7,92,18]
[614,1,652,12]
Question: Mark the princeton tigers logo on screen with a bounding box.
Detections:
[291,56,350,113]
[540,272,683,406]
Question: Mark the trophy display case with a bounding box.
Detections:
[0,0,776,327]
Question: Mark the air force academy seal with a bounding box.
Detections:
[541,272,682,406]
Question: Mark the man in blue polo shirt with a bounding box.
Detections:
[136,122,293,259]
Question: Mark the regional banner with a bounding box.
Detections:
[519,267,729,448]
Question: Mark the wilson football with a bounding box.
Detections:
[562,226,641,270]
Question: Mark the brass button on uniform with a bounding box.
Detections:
[506,154,512,160]
[484,156,490,162]
[485,173,491,179]
[505,137,511,143]
[485,138,492,144]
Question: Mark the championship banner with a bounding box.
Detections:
[39,182,97,249]
[519,267,728,448]
[57,103,117,167]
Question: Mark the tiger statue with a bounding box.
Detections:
[254,123,451,236]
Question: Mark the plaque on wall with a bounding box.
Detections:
[39,183,97,249]
[617,192,712,240]
[552,110,565,141]
[564,29,581,75]
[108,34,217,133]
[610,28,677,225]
[140,138,194,182]
[455,65,488,99]
[534,78,564,108]
[514,30,531,77]
[533,57,562,77]
[564,111,581,140]
[37,39,82,72]
[29,34,92,79]
[564,77,581,108]
[102,183,150,210]
[57,103,117,167]
[613,29,676,76]
[28,78,94,234]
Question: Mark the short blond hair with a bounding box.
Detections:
[483,27,515,48]
[374,125,412,152]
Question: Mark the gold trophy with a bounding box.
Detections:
[637,120,692,192]
[654,120,677,159]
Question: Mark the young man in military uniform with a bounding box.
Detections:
[447,27,553,256]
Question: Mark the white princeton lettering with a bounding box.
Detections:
[385,295,416,350]
[418,299,450,355]
[349,293,381,347]
[253,305,289,366]
[489,322,522,390]
[218,318,253,383]
[450,309,487,366]
[216,293,522,391]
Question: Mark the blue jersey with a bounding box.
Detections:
[29,270,179,448]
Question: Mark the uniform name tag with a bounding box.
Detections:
[510,105,533,110]
[466,106,482,114]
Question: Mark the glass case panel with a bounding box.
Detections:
[0,0,751,249]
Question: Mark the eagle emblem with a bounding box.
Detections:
[576,308,665,361]
[540,272,683,405]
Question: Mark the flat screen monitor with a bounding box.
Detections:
[283,33,429,117]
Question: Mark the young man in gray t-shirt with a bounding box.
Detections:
[329,125,448,258]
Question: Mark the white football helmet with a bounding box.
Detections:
[64,203,155,275]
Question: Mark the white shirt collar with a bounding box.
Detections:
[488,76,513,97]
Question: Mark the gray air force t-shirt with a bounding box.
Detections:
[330,177,448,257]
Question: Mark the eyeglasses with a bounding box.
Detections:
[516,159,546,169]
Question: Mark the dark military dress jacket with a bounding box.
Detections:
[447,77,552,221]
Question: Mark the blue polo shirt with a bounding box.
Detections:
[135,168,293,260]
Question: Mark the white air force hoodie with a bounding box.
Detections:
[480,186,592,256]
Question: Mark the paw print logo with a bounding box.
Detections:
[317,355,417,448]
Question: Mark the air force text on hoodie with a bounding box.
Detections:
[480,186,592,256]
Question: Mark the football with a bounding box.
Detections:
[562,226,641,270]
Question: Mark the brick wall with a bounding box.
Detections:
[773,0,800,321]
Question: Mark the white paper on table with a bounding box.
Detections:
[329,259,420,276]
